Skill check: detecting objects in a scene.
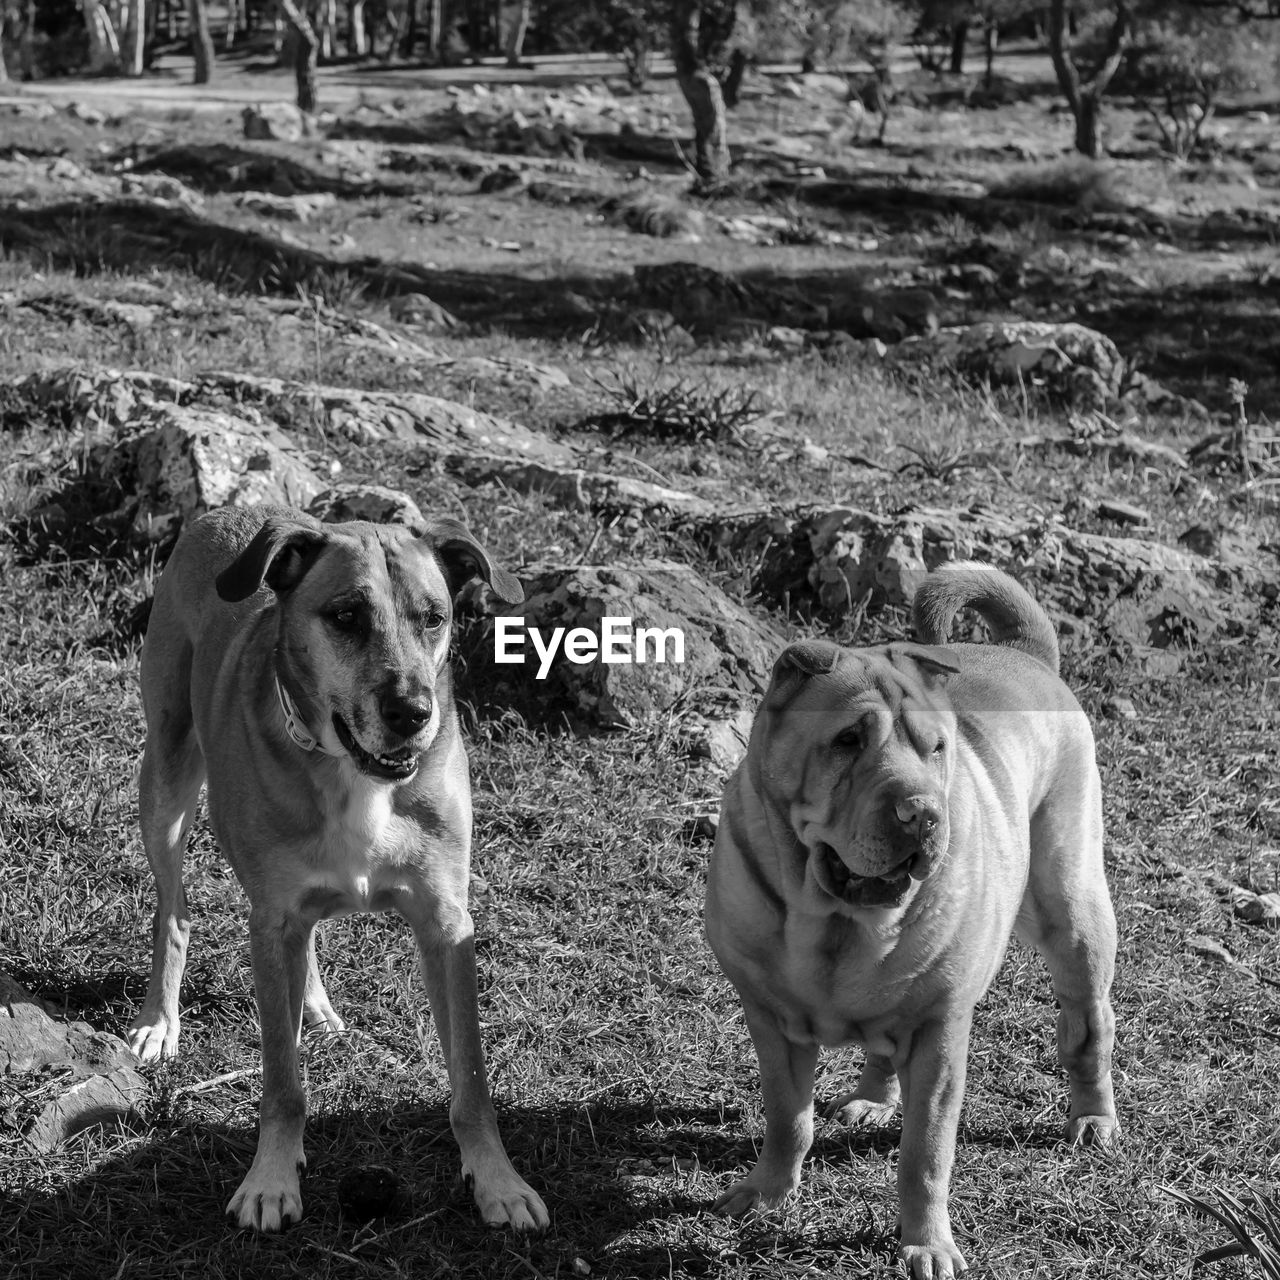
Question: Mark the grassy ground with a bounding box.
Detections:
[2,57,1279,1280]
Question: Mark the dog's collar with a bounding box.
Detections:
[274,675,338,755]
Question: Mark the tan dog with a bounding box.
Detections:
[128,504,548,1234]
[706,564,1118,1278]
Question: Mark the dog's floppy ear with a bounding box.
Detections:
[897,645,962,685]
[215,514,327,602]
[422,518,523,606]
[777,640,841,677]
[767,639,841,706]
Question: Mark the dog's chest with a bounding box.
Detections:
[302,770,421,915]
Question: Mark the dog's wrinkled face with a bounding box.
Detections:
[217,514,522,785]
[759,640,958,912]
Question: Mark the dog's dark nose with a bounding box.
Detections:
[380,693,432,736]
[893,795,941,841]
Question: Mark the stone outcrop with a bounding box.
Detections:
[195,371,574,462]
[1,974,145,1153]
[692,504,1251,652]
[444,455,714,519]
[891,320,1205,416]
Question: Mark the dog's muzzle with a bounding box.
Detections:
[816,842,920,908]
[332,712,426,782]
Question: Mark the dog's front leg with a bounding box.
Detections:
[895,1016,972,1279]
[226,906,311,1232]
[715,999,819,1215]
[410,904,549,1232]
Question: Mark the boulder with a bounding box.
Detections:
[308,484,426,528]
[195,372,575,463]
[235,191,338,222]
[93,402,324,543]
[691,505,1243,651]
[242,102,309,142]
[468,562,785,765]
[894,321,1124,407]
[444,455,714,519]
[1,973,145,1153]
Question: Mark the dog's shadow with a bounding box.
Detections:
[5,1095,781,1278]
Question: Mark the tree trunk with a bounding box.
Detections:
[503,0,529,66]
[670,2,730,184]
[1074,93,1102,157]
[350,0,369,55]
[124,0,146,75]
[82,0,122,72]
[278,0,319,109]
[948,20,967,75]
[0,21,9,83]
[1048,0,1131,158]
[19,0,35,79]
[425,0,441,58]
[983,21,997,87]
[722,46,747,109]
[187,0,214,81]
[224,0,237,50]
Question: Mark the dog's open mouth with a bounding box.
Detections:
[817,843,913,909]
[333,715,420,782]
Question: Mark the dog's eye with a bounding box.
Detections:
[329,607,360,631]
[422,611,446,630]
[834,727,862,751]
[933,739,946,755]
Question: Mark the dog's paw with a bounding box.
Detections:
[471,1173,549,1233]
[1066,1113,1120,1149]
[712,1174,794,1217]
[127,1013,179,1063]
[901,1240,968,1278]
[824,1091,898,1128]
[226,1165,304,1233]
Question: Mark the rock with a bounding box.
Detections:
[389,293,460,331]
[688,504,1234,651]
[67,102,107,125]
[1,973,146,1153]
[445,455,713,519]
[243,102,309,142]
[119,172,206,212]
[95,402,324,544]
[1231,887,1280,926]
[1098,498,1150,526]
[894,321,1124,403]
[235,191,338,222]
[1101,696,1138,720]
[438,355,571,393]
[472,563,784,751]
[19,292,162,332]
[195,371,574,464]
[308,484,426,528]
[682,813,720,842]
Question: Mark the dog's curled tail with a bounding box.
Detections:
[913,561,1060,675]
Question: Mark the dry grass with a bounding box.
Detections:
[2,73,1280,1280]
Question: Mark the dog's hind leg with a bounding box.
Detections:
[825,1052,901,1128]
[301,928,346,1036]
[1018,761,1119,1148]
[128,703,206,1063]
